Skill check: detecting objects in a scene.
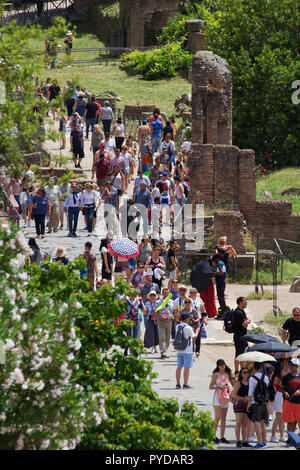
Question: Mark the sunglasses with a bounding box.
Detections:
[242,370,249,374]
[185,301,191,304]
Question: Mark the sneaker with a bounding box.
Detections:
[280,436,288,442]
[220,437,230,444]
[176,384,181,389]
[270,436,279,443]
[253,443,264,449]
[236,441,242,448]
[182,384,192,389]
[261,442,267,448]
[214,438,220,444]
[242,442,253,448]
[248,436,258,443]
[59,225,63,230]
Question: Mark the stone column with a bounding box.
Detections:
[185,19,205,54]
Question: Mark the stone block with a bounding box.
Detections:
[290,277,300,293]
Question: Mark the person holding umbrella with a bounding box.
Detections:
[190,258,217,318]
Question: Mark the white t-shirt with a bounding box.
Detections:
[191,297,204,313]
[176,322,195,354]
[248,372,270,404]
[121,152,132,172]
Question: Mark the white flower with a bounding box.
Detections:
[4,339,15,351]
[11,367,25,384]
[73,339,81,351]
[21,323,27,331]
[15,433,25,450]
[0,412,6,421]
[66,353,74,361]
[40,439,50,450]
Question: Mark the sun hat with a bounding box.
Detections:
[289,358,300,366]
[147,290,158,299]
[66,31,72,36]
[54,246,67,258]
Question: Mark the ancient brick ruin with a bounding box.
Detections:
[188,20,300,251]
[120,0,179,47]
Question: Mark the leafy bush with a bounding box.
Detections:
[0,224,105,450]
[120,42,192,80]
[24,252,215,450]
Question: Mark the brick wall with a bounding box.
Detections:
[213,211,247,253]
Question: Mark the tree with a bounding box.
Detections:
[0,223,105,450]
[26,255,216,450]
[0,8,73,173]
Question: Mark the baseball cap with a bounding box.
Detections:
[142,120,147,124]
[162,172,168,177]
[100,142,105,147]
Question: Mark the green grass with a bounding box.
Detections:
[228,259,299,285]
[256,167,300,213]
[29,22,190,119]
[246,290,274,300]
[264,311,290,335]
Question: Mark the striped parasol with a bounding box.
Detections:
[108,238,139,260]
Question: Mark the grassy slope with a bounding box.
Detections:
[29,22,191,119]
[256,167,300,213]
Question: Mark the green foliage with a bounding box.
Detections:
[120,42,192,80]
[25,255,215,450]
[0,224,105,450]
[0,15,73,171]
[264,311,290,335]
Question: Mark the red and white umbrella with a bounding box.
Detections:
[108,238,139,260]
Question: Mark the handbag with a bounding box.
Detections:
[216,374,231,404]
[199,323,207,339]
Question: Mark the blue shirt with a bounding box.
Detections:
[134,189,151,209]
[151,119,163,137]
[32,195,49,215]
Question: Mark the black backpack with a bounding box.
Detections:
[253,372,270,404]
[173,323,190,351]
[223,309,236,334]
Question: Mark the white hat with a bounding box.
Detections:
[289,358,300,366]
[66,31,72,36]
[147,290,158,299]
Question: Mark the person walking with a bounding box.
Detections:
[70,122,84,168]
[80,241,99,291]
[155,287,174,359]
[84,96,98,139]
[281,307,300,346]
[143,290,159,354]
[64,182,81,237]
[81,182,99,236]
[231,368,252,448]
[99,100,114,136]
[45,180,61,233]
[209,359,235,444]
[175,312,195,389]
[29,187,51,239]
[28,237,42,264]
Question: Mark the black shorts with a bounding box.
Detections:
[234,336,248,358]
[248,403,269,423]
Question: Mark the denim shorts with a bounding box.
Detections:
[177,353,194,368]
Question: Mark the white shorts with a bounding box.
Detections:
[213,391,230,408]
[272,391,283,414]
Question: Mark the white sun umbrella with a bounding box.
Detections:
[236,351,277,363]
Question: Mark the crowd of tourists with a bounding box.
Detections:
[2,77,299,450]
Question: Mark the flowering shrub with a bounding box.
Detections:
[0,223,106,450]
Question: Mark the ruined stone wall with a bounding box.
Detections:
[121,0,178,47]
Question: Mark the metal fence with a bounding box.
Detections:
[0,185,20,227]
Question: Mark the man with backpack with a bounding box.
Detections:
[174,312,195,389]
[247,362,270,448]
